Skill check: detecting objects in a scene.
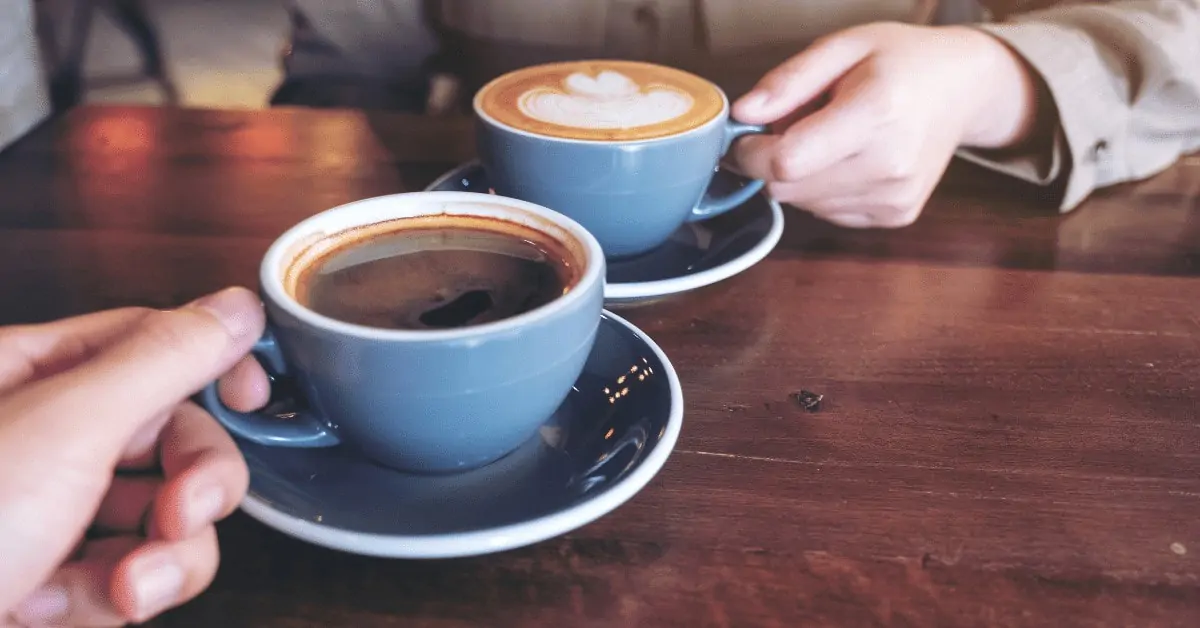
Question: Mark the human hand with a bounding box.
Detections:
[0,287,265,626]
[731,22,1043,228]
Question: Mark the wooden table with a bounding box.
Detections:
[1,106,1197,627]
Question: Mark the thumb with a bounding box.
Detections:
[732,31,874,125]
[0,287,265,469]
[0,287,263,614]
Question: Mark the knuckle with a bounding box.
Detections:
[770,154,795,181]
[140,316,198,355]
[884,160,913,182]
[874,150,914,181]
[770,141,812,181]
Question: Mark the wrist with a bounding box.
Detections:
[950,26,1044,150]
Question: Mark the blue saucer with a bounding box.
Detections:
[426,162,785,306]
[237,310,682,559]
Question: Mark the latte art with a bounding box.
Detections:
[476,60,726,142]
[517,70,695,130]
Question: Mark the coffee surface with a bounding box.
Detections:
[288,216,577,331]
[475,60,725,142]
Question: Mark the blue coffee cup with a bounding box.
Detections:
[199,191,606,474]
[474,60,768,259]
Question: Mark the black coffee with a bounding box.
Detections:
[289,215,578,330]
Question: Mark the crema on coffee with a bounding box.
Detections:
[475,60,725,142]
[285,214,580,331]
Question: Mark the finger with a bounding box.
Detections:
[862,204,924,229]
[0,287,262,615]
[0,287,263,469]
[765,186,888,229]
[732,32,873,125]
[822,212,879,229]
[813,203,922,229]
[8,536,139,627]
[118,410,172,471]
[10,530,221,627]
[0,307,151,394]
[217,355,271,413]
[762,153,890,207]
[770,78,881,181]
[770,191,882,227]
[730,134,782,182]
[770,92,831,132]
[111,527,221,624]
[152,402,249,541]
[823,209,922,229]
[727,104,825,179]
[93,476,159,535]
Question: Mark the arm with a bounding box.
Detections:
[958,0,1200,210]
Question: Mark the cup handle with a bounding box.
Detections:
[688,120,769,222]
[197,327,340,448]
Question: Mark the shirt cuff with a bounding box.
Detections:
[957,20,1129,212]
[954,125,1066,195]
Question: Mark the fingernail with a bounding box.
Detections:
[132,557,184,621]
[188,484,226,533]
[738,91,770,111]
[13,585,69,624]
[191,288,256,341]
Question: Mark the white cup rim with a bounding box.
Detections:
[260,191,606,342]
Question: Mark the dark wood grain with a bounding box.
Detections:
[1,106,1198,627]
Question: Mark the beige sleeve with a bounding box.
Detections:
[955,1,1200,211]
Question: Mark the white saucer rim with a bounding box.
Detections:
[605,199,784,301]
[423,161,785,302]
[237,309,684,559]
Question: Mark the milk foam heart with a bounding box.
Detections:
[517,70,694,130]
[563,71,640,99]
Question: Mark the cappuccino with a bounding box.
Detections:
[475,60,725,142]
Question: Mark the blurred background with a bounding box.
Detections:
[36,0,288,109]
[32,0,989,112]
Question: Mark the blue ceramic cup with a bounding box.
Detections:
[199,191,606,474]
[474,60,767,259]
